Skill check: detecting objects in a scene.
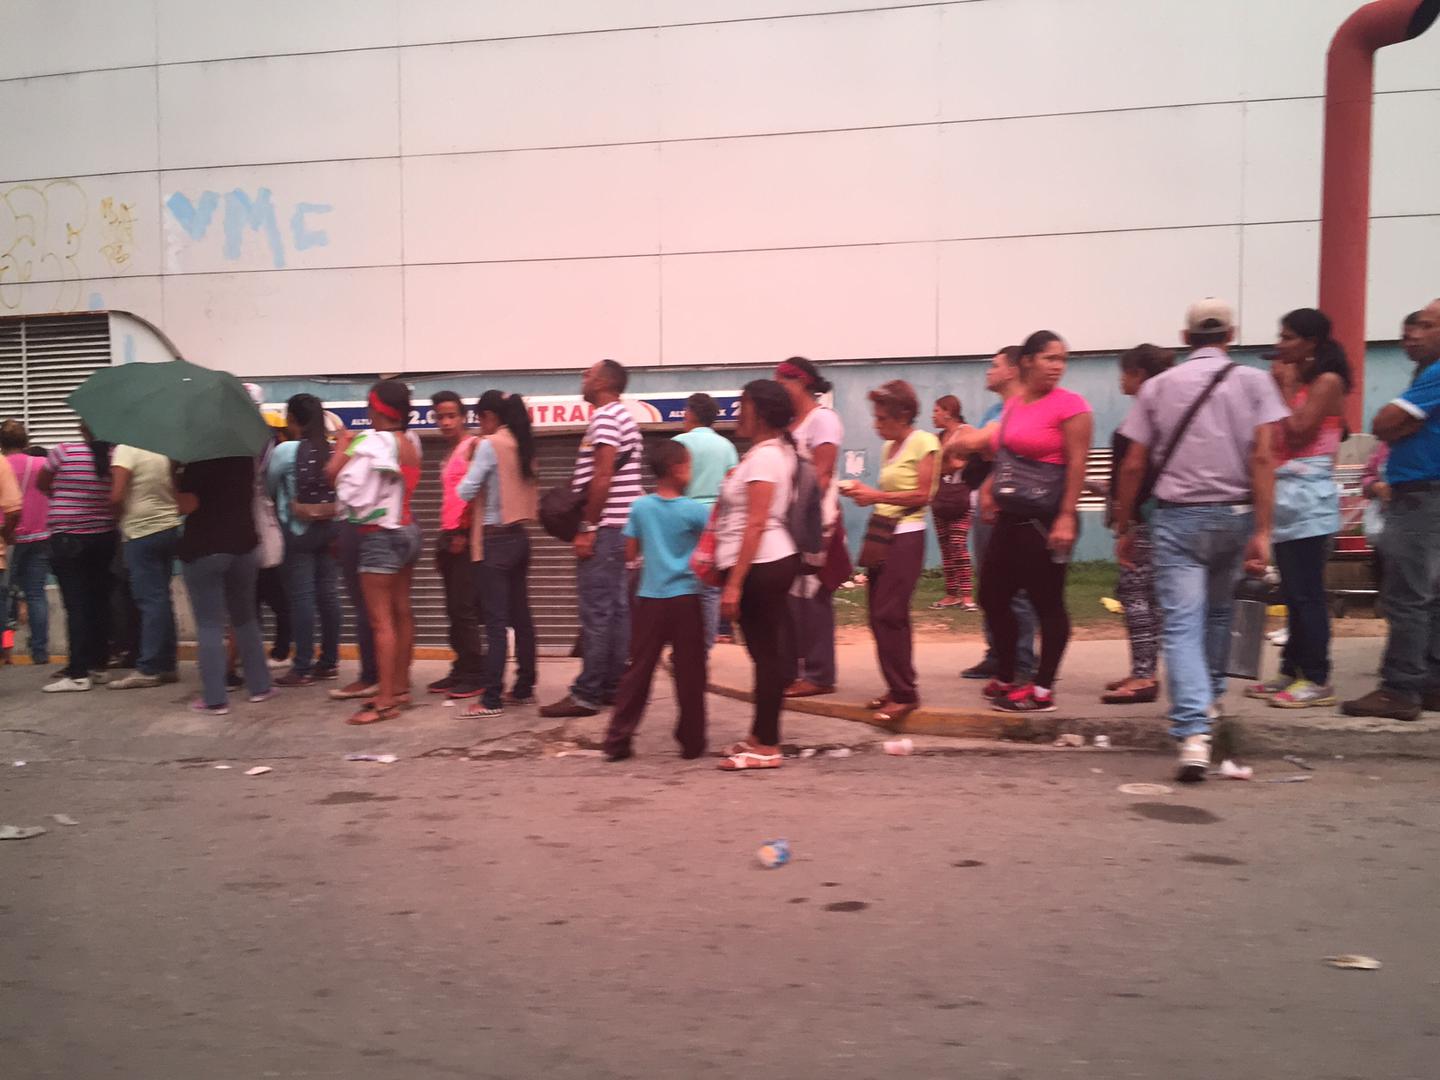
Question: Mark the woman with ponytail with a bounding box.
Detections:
[266,393,341,686]
[458,390,540,718]
[1250,308,1351,708]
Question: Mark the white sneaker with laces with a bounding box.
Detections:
[1176,734,1211,783]
[42,676,92,693]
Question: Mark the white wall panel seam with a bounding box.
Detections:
[12,212,1440,293]
[0,2,989,83]
[12,89,1440,191]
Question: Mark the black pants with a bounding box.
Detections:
[254,564,291,661]
[738,555,801,745]
[1274,533,1333,685]
[436,532,485,683]
[476,527,538,708]
[604,594,707,756]
[979,514,1071,689]
[50,530,117,678]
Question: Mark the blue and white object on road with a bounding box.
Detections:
[757,839,791,868]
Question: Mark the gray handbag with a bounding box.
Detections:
[992,406,1066,520]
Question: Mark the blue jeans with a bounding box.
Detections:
[1377,489,1440,701]
[570,526,629,709]
[124,526,179,676]
[338,523,378,685]
[285,531,341,676]
[971,511,1037,674]
[182,550,272,707]
[1151,505,1253,739]
[477,527,537,708]
[701,584,721,651]
[8,540,51,663]
[788,586,837,687]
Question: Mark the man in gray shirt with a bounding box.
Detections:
[1113,299,1290,782]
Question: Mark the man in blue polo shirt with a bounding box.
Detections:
[1344,298,1440,721]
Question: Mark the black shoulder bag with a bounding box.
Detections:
[1138,363,1237,518]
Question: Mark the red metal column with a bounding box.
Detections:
[1319,0,1438,428]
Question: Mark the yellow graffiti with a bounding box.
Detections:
[99,196,136,269]
[0,179,131,312]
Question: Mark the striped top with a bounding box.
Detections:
[45,442,116,536]
[571,400,644,529]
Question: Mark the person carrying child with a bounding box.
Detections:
[601,441,711,762]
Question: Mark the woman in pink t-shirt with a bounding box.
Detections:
[978,330,1093,714]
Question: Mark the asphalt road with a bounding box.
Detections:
[3,688,1437,1080]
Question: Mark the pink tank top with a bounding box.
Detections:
[1280,387,1343,462]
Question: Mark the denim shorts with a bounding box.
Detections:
[357,523,422,575]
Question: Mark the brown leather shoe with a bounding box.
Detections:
[784,679,836,698]
[538,694,599,718]
[1341,687,1422,722]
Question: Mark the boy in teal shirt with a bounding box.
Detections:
[603,441,710,762]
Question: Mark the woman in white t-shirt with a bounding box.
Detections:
[714,380,801,771]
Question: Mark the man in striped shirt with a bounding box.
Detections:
[541,359,644,718]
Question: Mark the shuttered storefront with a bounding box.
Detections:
[0,314,111,444]
[408,431,588,656]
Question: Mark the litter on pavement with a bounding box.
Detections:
[757,839,791,868]
[344,753,398,764]
[12,761,26,767]
[556,749,603,759]
[213,764,232,770]
[244,766,273,777]
[1259,774,1313,784]
[1215,760,1254,780]
[883,738,914,755]
[1118,783,1173,796]
[1283,755,1316,771]
[1325,954,1382,970]
[1053,733,1084,747]
[0,825,46,840]
[51,814,78,826]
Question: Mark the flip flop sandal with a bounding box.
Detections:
[866,696,893,711]
[347,704,401,726]
[718,750,782,771]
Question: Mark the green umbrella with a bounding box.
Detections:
[67,359,273,463]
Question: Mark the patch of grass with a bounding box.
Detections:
[833,560,1123,633]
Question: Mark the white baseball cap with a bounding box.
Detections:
[1185,298,1235,335]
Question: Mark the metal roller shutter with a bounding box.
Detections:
[405,428,687,658]
[408,432,587,657]
[0,314,111,444]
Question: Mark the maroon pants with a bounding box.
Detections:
[603,594,708,757]
[868,530,925,704]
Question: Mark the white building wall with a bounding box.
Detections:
[2,0,1439,377]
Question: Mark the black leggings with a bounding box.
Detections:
[738,554,800,745]
[979,514,1071,689]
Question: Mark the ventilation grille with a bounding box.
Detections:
[0,314,111,445]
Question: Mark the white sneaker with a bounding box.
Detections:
[87,669,109,685]
[266,656,290,671]
[1267,627,1288,647]
[42,676,92,693]
[1176,734,1211,783]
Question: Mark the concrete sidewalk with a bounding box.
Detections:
[706,632,1440,759]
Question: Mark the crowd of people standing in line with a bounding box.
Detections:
[4,292,1440,782]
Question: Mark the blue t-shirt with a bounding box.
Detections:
[979,400,1004,427]
[1387,362,1440,484]
[623,493,711,599]
[673,427,738,506]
